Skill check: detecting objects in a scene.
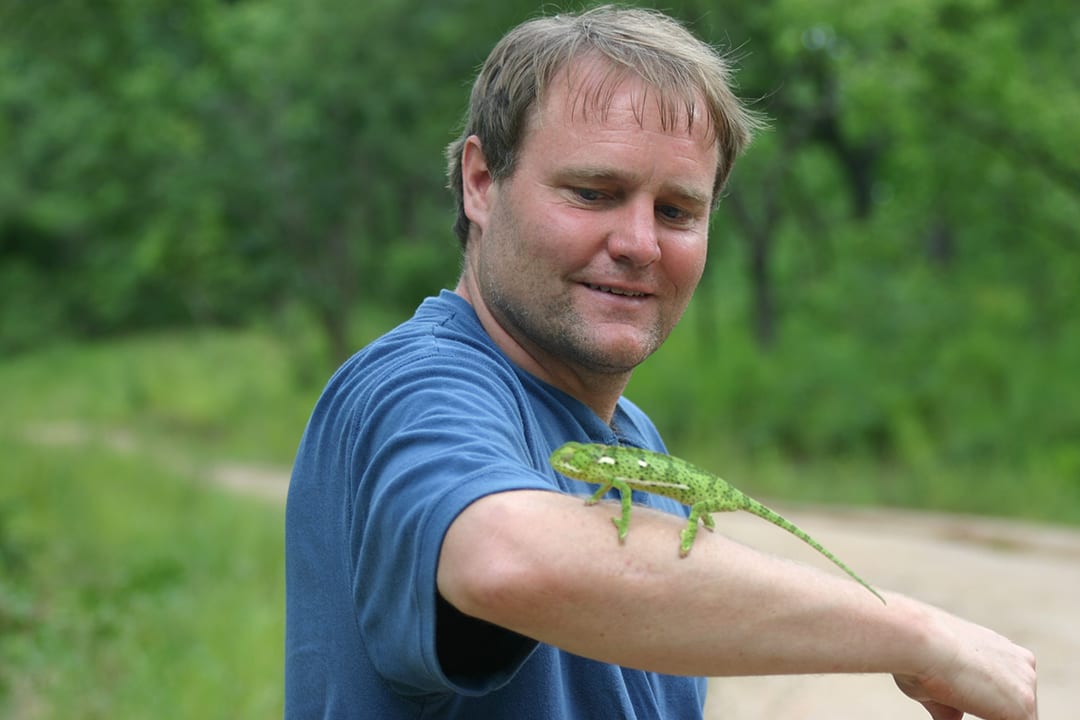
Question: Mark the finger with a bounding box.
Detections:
[895,676,963,720]
[920,700,964,720]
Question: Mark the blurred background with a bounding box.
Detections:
[1,0,1077,717]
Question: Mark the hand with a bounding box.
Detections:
[892,607,1037,720]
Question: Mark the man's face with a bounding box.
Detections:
[459,62,717,404]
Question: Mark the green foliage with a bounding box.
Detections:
[1,1,1077,507]
[202,0,535,359]
[0,0,263,344]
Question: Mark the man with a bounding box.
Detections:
[285,6,1037,719]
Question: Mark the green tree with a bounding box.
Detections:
[664,0,1080,347]
[213,0,541,361]
[0,0,257,351]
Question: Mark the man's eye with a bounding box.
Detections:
[657,205,692,223]
[574,188,605,202]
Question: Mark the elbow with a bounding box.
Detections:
[437,491,568,629]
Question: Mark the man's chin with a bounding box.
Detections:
[576,336,661,375]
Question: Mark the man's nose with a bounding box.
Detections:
[606,199,661,267]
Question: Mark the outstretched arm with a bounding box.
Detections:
[438,490,1037,720]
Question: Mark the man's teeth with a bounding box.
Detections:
[587,283,645,297]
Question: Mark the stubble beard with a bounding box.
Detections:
[484,277,666,378]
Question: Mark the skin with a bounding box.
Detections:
[455,62,714,422]
[440,57,1038,720]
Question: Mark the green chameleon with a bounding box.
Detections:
[549,441,886,605]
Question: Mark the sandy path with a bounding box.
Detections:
[702,505,1079,719]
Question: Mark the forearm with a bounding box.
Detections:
[439,489,926,678]
[440,490,1037,719]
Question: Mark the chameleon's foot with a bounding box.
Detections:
[678,509,708,557]
[611,516,629,542]
[679,527,697,557]
[585,483,613,507]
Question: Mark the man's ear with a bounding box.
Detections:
[461,135,494,233]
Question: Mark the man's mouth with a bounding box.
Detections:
[585,283,647,298]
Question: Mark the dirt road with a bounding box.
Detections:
[215,462,1078,718]
[702,504,1079,719]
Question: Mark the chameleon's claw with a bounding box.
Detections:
[679,527,697,556]
[611,516,630,541]
[586,486,608,506]
[679,510,707,556]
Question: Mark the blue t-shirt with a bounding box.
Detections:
[285,290,707,718]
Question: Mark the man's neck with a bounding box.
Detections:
[453,277,628,424]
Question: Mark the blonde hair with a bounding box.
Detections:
[445,4,762,245]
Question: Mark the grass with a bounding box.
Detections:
[0,438,284,719]
[0,329,301,719]
[0,327,320,465]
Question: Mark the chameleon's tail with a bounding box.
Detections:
[743,500,887,605]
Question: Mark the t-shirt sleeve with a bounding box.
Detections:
[345,351,557,696]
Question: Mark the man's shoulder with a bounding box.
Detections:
[363,291,498,364]
[319,292,523,417]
